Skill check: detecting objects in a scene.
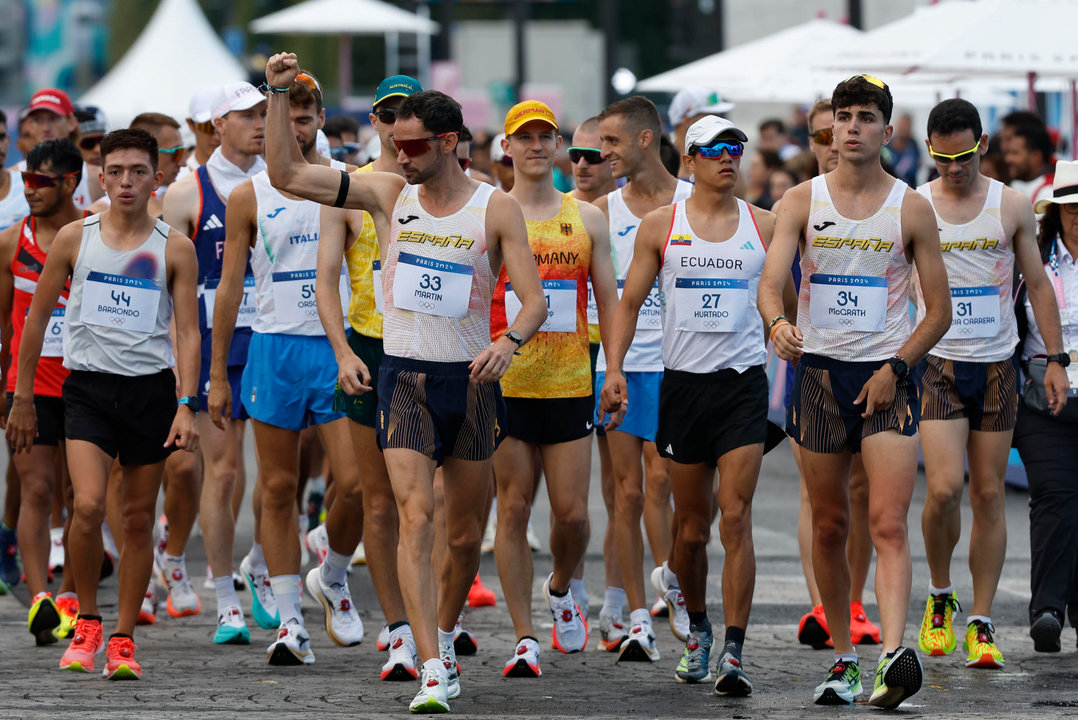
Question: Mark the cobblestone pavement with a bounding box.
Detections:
[2,441,1076,719]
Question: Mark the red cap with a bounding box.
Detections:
[28,88,74,117]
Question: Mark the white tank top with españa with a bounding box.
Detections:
[249,169,349,336]
[914,179,1017,363]
[659,198,767,374]
[383,181,496,361]
[799,174,911,362]
[597,179,693,373]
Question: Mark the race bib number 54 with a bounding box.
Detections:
[809,273,886,332]
[392,252,474,318]
[80,271,160,334]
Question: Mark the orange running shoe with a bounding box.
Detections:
[850,600,882,645]
[54,595,79,639]
[467,574,497,608]
[798,604,832,649]
[104,636,142,680]
[59,618,104,673]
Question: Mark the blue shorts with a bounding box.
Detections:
[786,353,919,454]
[200,362,248,421]
[240,333,344,431]
[594,370,662,442]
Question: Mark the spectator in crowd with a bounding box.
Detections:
[887,113,920,187]
[758,118,800,161]
[667,87,736,179]
[323,114,361,164]
[1006,120,1056,207]
[745,148,781,209]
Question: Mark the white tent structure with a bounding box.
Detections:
[250,0,440,106]
[79,0,247,128]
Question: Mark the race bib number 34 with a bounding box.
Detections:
[809,273,887,332]
[944,286,999,340]
[506,279,576,332]
[393,252,474,319]
[80,271,160,334]
[674,278,748,332]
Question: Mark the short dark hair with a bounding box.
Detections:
[758,149,782,171]
[1001,110,1043,130]
[832,75,893,124]
[598,96,662,137]
[926,98,982,139]
[26,139,83,181]
[459,125,474,143]
[759,118,785,135]
[658,133,679,177]
[129,112,181,133]
[323,115,360,141]
[0,109,7,127]
[1013,121,1054,161]
[100,128,158,171]
[397,90,463,136]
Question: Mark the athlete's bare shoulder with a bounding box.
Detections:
[746,203,777,239]
[592,191,611,217]
[0,219,22,267]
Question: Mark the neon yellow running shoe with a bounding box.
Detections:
[918,591,961,656]
[964,620,1004,668]
[868,647,923,709]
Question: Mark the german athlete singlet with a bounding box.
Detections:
[491,193,592,398]
[914,179,1016,362]
[798,175,911,362]
[382,182,496,362]
[659,198,767,373]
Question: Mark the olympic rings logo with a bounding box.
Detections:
[841,319,855,327]
[111,317,125,326]
[419,301,437,311]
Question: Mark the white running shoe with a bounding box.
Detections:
[480,509,496,554]
[351,541,366,566]
[504,637,542,677]
[305,566,364,646]
[650,566,689,641]
[48,527,65,573]
[381,625,419,681]
[152,515,169,573]
[544,574,588,653]
[597,612,629,652]
[137,585,157,626]
[617,620,661,663]
[526,519,541,552]
[213,605,251,645]
[438,638,461,699]
[164,560,202,618]
[410,659,450,713]
[377,624,391,651]
[305,524,329,566]
[267,618,315,666]
[240,554,279,630]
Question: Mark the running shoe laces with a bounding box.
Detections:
[930,593,961,629]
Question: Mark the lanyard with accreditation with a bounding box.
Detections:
[1048,239,1078,391]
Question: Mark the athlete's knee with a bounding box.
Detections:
[551,503,589,538]
[365,490,398,530]
[644,472,671,502]
[615,480,645,520]
[718,500,752,547]
[18,473,54,511]
[72,493,107,527]
[968,477,1004,515]
[260,471,299,510]
[925,477,963,512]
[869,514,908,551]
[675,512,711,555]
[495,488,531,532]
[446,525,482,557]
[332,472,363,510]
[812,510,850,548]
[120,503,156,538]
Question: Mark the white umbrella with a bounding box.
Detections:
[250,0,440,103]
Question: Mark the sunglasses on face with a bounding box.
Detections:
[810,128,834,146]
[374,108,397,125]
[21,170,79,189]
[193,120,216,135]
[692,139,744,159]
[158,144,187,159]
[392,131,458,158]
[568,147,603,164]
[928,140,981,165]
[79,135,104,151]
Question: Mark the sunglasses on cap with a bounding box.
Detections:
[568,147,603,164]
[392,131,458,158]
[79,135,104,151]
[158,144,187,159]
[21,170,80,189]
[295,71,322,96]
[847,73,888,91]
[374,108,397,125]
[692,139,744,159]
[810,128,834,146]
[928,140,981,165]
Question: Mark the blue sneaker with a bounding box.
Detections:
[240,555,279,630]
[0,523,20,589]
[213,606,251,645]
[674,627,713,683]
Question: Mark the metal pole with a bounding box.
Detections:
[387,32,400,77]
[847,0,862,29]
[339,33,352,105]
[513,0,526,103]
[600,0,616,105]
[417,2,432,89]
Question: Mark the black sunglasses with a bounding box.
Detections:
[375,109,397,125]
[568,147,603,164]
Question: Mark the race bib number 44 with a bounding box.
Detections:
[506,279,576,333]
[80,271,161,334]
[674,278,748,332]
[809,273,886,332]
[392,252,474,319]
[944,286,999,340]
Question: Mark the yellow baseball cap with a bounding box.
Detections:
[504,100,558,136]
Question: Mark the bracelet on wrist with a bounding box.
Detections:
[260,83,291,95]
[769,320,791,342]
[768,314,789,331]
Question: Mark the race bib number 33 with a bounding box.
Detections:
[80,271,160,334]
[392,252,474,319]
[808,273,887,332]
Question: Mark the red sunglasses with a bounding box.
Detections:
[22,170,80,189]
[392,131,458,158]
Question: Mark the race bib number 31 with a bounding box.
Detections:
[944,286,999,340]
[80,271,160,334]
[392,252,474,319]
[506,279,576,332]
[809,273,886,332]
[674,278,748,332]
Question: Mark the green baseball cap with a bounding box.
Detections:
[374,75,422,107]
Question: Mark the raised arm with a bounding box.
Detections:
[758,182,808,360]
[165,229,202,451]
[317,205,371,395]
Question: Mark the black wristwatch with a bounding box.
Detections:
[177,396,201,413]
[1045,352,1072,368]
[886,356,909,380]
[505,330,523,348]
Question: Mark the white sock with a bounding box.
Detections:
[601,586,626,617]
[270,575,302,625]
[837,652,858,664]
[662,561,679,589]
[929,583,953,596]
[630,607,651,628]
[248,542,265,568]
[569,578,587,604]
[321,548,351,586]
[967,614,992,626]
[438,627,455,646]
[215,575,240,612]
[298,514,309,535]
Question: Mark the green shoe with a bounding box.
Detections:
[918,591,961,656]
[674,628,713,683]
[813,658,862,705]
[869,646,923,709]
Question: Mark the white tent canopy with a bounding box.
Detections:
[79,0,247,128]
[250,0,438,35]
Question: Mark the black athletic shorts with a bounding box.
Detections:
[656,365,782,466]
[6,393,65,447]
[504,395,594,445]
[334,330,384,429]
[63,369,177,466]
[917,354,1018,432]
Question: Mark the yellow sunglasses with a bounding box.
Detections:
[928,140,981,165]
[847,74,888,91]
